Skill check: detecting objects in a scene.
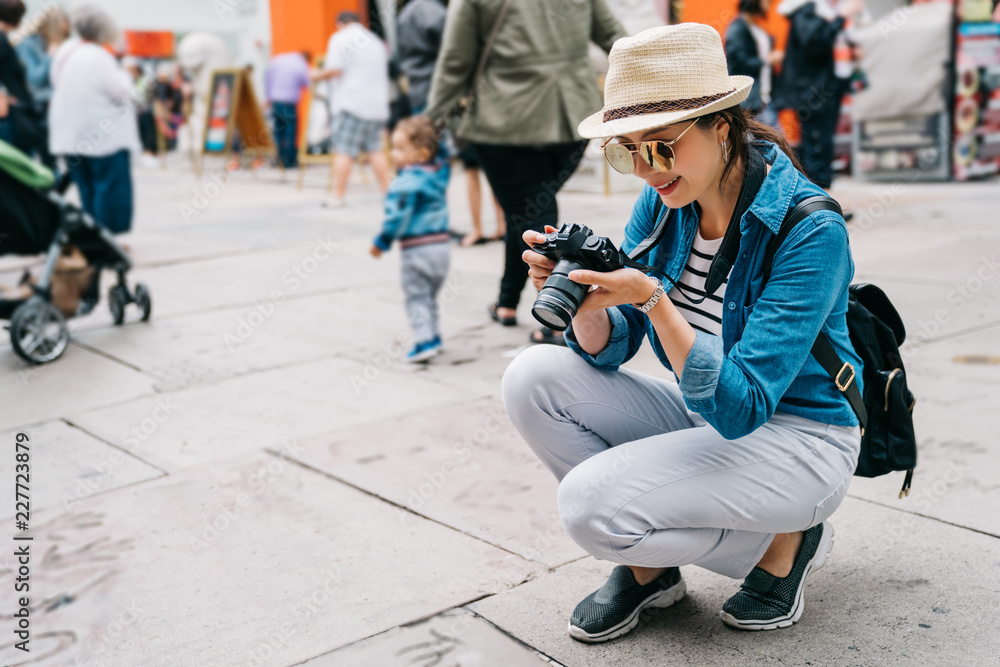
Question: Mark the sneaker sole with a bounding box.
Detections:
[568,577,687,643]
[719,522,834,632]
[406,347,442,363]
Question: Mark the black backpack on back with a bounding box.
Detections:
[764,196,918,498]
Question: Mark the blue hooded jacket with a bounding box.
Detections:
[373,157,450,251]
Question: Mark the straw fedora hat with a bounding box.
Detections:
[578,23,754,139]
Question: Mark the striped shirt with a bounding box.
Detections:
[667,230,728,337]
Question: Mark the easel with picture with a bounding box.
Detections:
[198,67,280,176]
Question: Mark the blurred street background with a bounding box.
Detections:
[1,0,999,665]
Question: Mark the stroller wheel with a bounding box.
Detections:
[10,299,70,364]
[134,283,152,321]
[109,285,128,325]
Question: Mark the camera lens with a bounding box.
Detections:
[531,258,590,331]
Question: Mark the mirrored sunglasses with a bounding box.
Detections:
[601,120,698,175]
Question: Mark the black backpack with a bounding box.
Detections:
[764,196,918,498]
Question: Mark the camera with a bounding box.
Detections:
[530,223,637,331]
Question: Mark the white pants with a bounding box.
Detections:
[502,345,861,579]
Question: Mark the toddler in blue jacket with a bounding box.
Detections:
[370,116,451,362]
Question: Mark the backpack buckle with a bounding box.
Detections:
[834,363,856,392]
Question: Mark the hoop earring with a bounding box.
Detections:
[721,139,729,164]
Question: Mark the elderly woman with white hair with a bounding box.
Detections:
[48,3,139,234]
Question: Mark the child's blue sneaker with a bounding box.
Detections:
[406,338,442,363]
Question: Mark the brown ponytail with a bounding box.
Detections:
[694,105,803,188]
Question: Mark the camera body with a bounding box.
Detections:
[531,223,634,331]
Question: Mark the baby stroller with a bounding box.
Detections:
[0,140,151,364]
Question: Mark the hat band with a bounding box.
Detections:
[603,89,736,123]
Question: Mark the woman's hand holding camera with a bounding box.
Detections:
[522,227,659,313]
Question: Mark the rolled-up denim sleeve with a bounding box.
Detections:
[677,330,725,411]
[565,305,646,372]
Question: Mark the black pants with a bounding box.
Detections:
[795,96,842,190]
[474,141,588,309]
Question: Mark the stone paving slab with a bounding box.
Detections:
[124,242,391,315]
[0,344,157,431]
[291,399,584,569]
[70,356,470,472]
[847,326,1000,536]
[0,453,541,667]
[0,420,162,520]
[72,289,461,389]
[858,234,1000,286]
[469,497,1000,667]
[301,609,548,666]
[123,230,250,268]
[846,223,998,266]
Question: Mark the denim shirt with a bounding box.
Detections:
[373,157,450,251]
[565,142,863,439]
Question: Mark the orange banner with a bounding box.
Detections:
[125,31,175,59]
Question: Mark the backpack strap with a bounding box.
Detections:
[764,195,869,432]
[763,196,843,283]
[811,330,868,431]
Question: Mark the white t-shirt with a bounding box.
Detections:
[667,230,727,337]
[48,39,141,157]
[324,23,390,122]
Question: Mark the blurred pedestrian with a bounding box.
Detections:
[457,145,505,247]
[177,31,234,150]
[265,50,310,168]
[123,57,159,166]
[0,0,44,154]
[726,0,783,127]
[397,0,503,247]
[369,116,450,362]
[13,6,69,167]
[49,3,139,234]
[426,0,625,345]
[152,62,184,154]
[313,11,391,208]
[776,0,861,189]
[397,0,446,114]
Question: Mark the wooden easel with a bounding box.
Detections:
[198,68,281,176]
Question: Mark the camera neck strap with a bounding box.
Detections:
[703,145,767,299]
[627,146,768,300]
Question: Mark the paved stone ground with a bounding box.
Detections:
[1,154,998,666]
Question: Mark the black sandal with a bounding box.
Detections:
[488,302,517,326]
[529,326,566,346]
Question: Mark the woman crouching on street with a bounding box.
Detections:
[503,24,863,642]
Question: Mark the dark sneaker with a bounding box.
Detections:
[720,521,834,631]
[568,566,686,643]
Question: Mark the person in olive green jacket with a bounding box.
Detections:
[426,0,625,344]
